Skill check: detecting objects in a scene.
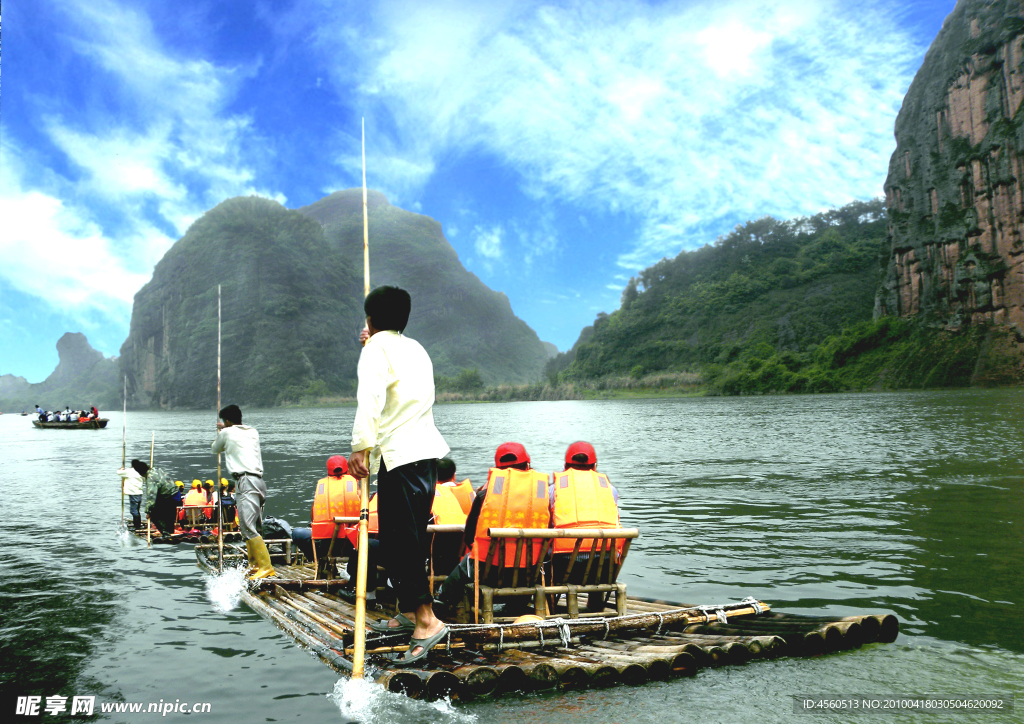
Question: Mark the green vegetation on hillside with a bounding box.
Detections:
[705,317,1000,394]
[551,199,890,385]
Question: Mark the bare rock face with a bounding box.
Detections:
[49,332,105,385]
[877,0,1024,341]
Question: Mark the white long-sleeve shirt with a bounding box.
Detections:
[211,425,263,476]
[351,330,449,474]
[117,467,143,495]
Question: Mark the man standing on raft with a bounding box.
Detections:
[348,286,449,665]
[212,404,275,580]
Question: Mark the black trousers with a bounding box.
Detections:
[377,457,436,612]
[151,495,178,536]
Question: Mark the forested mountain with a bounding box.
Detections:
[120,196,364,408]
[549,200,890,384]
[119,190,551,408]
[298,189,550,384]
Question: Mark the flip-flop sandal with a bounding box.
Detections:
[394,624,449,667]
[368,612,415,633]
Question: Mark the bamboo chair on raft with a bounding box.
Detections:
[463,527,639,624]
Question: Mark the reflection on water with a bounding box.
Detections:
[1,389,1022,722]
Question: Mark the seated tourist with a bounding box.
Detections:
[183,481,207,528]
[221,481,237,529]
[437,457,475,515]
[550,441,622,610]
[434,443,550,614]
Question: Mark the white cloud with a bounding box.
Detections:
[474,224,504,260]
[308,0,918,273]
[3,0,278,319]
[0,144,150,314]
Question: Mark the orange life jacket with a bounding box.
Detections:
[551,469,622,554]
[183,489,206,507]
[447,479,475,515]
[311,475,361,540]
[471,467,550,567]
[343,493,378,548]
[432,484,467,525]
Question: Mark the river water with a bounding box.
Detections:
[1,390,1022,723]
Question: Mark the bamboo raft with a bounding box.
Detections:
[195,540,899,701]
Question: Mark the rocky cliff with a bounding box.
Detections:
[877,0,1024,343]
[120,196,364,408]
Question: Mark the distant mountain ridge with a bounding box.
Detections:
[0,333,120,412]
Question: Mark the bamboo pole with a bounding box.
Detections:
[147,432,154,547]
[351,117,371,680]
[217,284,224,572]
[121,376,126,525]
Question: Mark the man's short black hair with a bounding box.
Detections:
[437,457,456,481]
[131,458,150,477]
[364,286,411,332]
[219,404,242,425]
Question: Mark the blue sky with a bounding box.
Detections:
[2,0,954,382]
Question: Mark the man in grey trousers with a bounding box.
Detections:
[212,404,275,579]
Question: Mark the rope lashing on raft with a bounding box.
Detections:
[338,598,767,654]
[741,596,765,615]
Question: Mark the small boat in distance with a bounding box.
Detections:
[32,418,109,429]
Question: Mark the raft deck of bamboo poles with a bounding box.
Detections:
[195,543,899,701]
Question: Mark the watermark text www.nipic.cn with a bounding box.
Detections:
[15,696,213,717]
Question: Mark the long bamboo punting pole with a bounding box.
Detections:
[217,283,224,572]
[147,431,155,547]
[351,117,371,680]
[121,375,126,524]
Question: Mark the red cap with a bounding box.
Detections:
[565,441,596,468]
[327,455,348,477]
[494,442,530,468]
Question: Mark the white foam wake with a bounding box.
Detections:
[203,563,249,613]
[328,677,476,724]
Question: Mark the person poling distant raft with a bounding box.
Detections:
[117,462,145,530]
[212,404,275,580]
[136,459,180,538]
[348,285,450,666]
